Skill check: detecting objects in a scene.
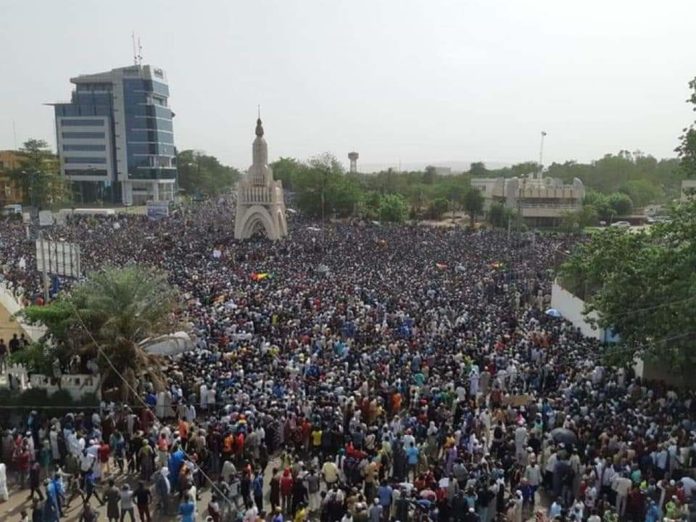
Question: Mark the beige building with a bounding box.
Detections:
[0,150,24,205]
[472,173,585,227]
[681,179,696,200]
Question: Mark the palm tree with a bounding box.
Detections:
[25,266,178,402]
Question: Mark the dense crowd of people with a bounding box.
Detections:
[0,200,695,522]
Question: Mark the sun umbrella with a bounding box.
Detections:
[545,308,562,318]
[550,427,577,445]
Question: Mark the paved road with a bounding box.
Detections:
[0,457,281,522]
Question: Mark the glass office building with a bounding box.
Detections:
[52,65,177,204]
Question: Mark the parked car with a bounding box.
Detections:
[1,204,22,216]
[610,220,631,228]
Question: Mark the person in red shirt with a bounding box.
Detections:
[17,445,30,489]
[234,432,245,464]
[280,468,293,515]
[98,439,111,476]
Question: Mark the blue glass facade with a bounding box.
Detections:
[122,78,176,181]
[54,66,178,202]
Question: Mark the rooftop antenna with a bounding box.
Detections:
[12,120,17,150]
[257,104,261,119]
[131,32,137,65]
[137,37,143,66]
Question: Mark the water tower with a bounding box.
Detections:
[348,151,359,173]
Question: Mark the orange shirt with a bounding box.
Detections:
[178,419,189,440]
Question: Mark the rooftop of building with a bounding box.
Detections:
[70,64,167,85]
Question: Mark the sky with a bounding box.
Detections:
[1,0,696,172]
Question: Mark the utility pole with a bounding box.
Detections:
[539,131,547,179]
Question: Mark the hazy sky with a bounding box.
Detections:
[2,0,696,171]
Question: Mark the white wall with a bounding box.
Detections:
[551,281,604,340]
[0,284,47,342]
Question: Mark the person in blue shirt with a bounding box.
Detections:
[645,500,660,522]
[253,471,264,511]
[178,494,196,522]
[406,442,419,480]
[377,481,393,511]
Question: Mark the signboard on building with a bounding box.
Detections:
[146,200,170,220]
[35,240,81,278]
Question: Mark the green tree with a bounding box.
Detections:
[469,162,487,177]
[676,76,696,179]
[463,188,484,226]
[293,154,361,218]
[270,157,303,191]
[23,266,179,401]
[584,191,615,222]
[10,139,69,208]
[607,192,633,216]
[559,206,598,234]
[378,194,408,222]
[488,202,507,228]
[620,179,663,208]
[177,150,240,197]
[559,200,696,372]
[427,197,450,220]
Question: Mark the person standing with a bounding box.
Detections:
[305,469,321,513]
[135,481,152,522]
[178,494,196,522]
[104,479,121,522]
[253,470,264,511]
[28,461,44,502]
[280,468,294,515]
[270,468,281,513]
[120,483,136,522]
[0,338,7,372]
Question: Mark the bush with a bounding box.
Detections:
[427,198,450,220]
[378,194,408,223]
[8,343,54,375]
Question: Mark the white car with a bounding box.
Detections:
[610,221,630,228]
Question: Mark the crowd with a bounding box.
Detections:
[0,200,695,522]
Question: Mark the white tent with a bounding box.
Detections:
[140,331,194,356]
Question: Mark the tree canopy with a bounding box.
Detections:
[10,139,70,208]
[23,266,179,401]
[676,76,696,179]
[559,200,696,372]
[177,150,240,197]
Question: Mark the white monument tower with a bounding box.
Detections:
[234,117,288,240]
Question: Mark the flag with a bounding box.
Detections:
[250,272,271,281]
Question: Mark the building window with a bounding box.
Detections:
[64,169,108,177]
[61,119,104,126]
[64,157,107,164]
[63,144,106,151]
[62,132,106,139]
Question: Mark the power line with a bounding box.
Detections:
[65,300,237,510]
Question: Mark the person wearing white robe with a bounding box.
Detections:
[0,463,8,501]
[200,383,209,411]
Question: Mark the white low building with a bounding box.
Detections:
[472,173,585,227]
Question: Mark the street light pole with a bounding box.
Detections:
[539,131,547,179]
